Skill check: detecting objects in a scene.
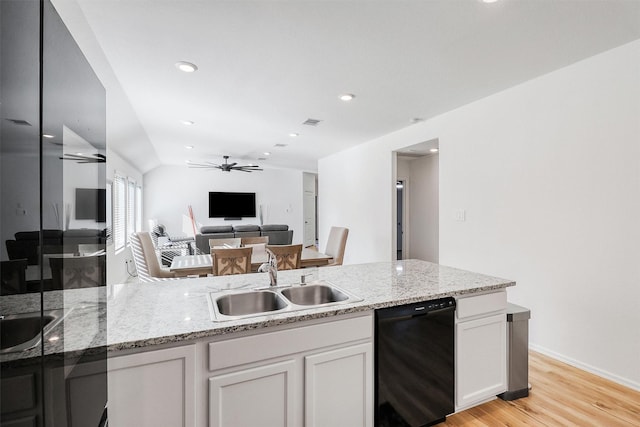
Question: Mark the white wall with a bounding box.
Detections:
[144,165,304,244]
[407,154,439,262]
[319,143,394,263]
[319,40,640,389]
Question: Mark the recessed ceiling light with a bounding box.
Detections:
[185,160,191,163]
[263,152,271,156]
[43,134,55,138]
[482,0,499,3]
[339,93,355,101]
[430,148,439,153]
[175,61,198,73]
[289,133,299,137]
[185,145,194,149]
[181,120,195,126]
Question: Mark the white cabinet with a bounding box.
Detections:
[305,343,373,427]
[209,360,297,427]
[455,291,507,411]
[108,345,196,427]
[208,313,373,427]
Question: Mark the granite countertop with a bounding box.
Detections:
[1,260,514,361]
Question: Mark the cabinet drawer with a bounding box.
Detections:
[456,291,506,320]
[209,313,373,371]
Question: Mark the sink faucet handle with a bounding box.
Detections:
[300,273,314,285]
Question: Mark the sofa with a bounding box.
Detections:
[6,229,107,265]
[195,224,293,254]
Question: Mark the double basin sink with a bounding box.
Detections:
[208,281,362,321]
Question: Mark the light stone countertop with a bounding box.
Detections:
[1,259,514,361]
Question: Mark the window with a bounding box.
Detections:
[126,179,136,238]
[113,174,126,251]
[113,174,143,252]
[135,186,142,232]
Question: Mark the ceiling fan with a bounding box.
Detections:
[188,155,263,173]
[59,153,106,163]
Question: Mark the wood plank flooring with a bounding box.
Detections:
[444,351,640,426]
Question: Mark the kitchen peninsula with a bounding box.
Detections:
[1,260,515,426]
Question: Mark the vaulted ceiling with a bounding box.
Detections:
[62,0,640,172]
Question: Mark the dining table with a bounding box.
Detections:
[169,247,333,277]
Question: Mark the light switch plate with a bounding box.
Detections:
[454,209,466,222]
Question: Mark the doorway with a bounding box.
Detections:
[394,139,440,263]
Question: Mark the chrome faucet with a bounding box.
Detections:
[258,248,278,287]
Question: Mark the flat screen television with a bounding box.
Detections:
[76,188,106,222]
[209,192,256,218]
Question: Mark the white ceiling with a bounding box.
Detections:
[70,0,640,172]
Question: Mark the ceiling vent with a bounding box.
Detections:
[5,118,32,126]
[274,143,287,147]
[302,118,322,126]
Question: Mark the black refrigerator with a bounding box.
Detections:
[1,0,108,425]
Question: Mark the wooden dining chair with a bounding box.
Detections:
[241,236,269,246]
[211,247,253,276]
[208,237,241,250]
[266,244,302,270]
[324,227,349,266]
[1,259,28,295]
[49,255,106,290]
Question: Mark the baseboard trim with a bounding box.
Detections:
[529,343,640,392]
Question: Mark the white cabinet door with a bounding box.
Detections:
[108,346,196,427]
[305,343,373,427]
[456,313,507,409]
[209,360,297,427]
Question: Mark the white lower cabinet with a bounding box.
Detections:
[207,314,373,427]
[108,345,196,427]
[209,360,297,427]
[110,312,373,427]
[305,343,373,427]
[455,291,507,411]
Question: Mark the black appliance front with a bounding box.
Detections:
[375,298,455,427]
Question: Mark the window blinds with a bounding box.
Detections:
[113,175,126,250]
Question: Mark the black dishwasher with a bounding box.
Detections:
[375,297,455,427]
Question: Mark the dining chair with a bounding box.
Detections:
[0,259,28,295]
[324,227,349,266]
[208,237,241,250]
[241,236,269,246]
[130,232,177,282]
[211,247,253,276]
[49,254,106,290]
[266,244,302,270]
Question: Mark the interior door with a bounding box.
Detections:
[303,192,316,247]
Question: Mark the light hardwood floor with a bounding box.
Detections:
[445,351,640,426]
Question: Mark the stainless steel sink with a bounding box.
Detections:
[208,282,362,321]
[0,309,65,353]
[214,291,289,319]
[280,284,349,305]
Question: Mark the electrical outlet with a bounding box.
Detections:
[454,209,466,222]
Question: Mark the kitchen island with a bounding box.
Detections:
[1,260,515,426]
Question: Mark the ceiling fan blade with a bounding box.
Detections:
[227,162,237,168]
